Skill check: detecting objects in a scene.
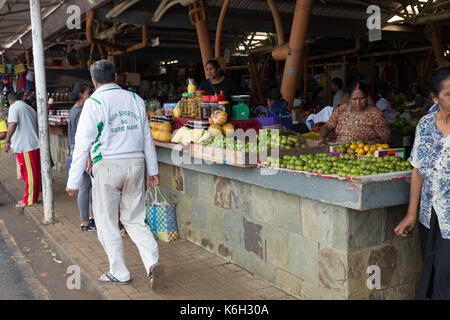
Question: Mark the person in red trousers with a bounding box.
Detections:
[3,92,41,208]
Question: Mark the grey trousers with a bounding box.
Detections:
[78,171,93,222]
[92,158,159,282]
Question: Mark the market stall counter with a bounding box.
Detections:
[48,106,71,174]
[154,144,421,300]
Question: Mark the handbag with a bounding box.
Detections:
[252,105,282,130]
[14,62,26,74]
[145,186,179,243]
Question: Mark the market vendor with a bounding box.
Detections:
[318,82,391,145]
[198,59,241,112]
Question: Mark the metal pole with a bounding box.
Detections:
[29,0,54,224]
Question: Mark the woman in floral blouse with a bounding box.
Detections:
[318,82,391,145]
[395,67,450,300]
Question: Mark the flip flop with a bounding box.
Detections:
[149,263,164,290]
[120,228,128,238]
[97,273,131,285]
[16,201,37,207]
[15,202,27,209]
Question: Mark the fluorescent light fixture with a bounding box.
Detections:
[388,15,404,23]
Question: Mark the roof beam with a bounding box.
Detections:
[7,0,112,55]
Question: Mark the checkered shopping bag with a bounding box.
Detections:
[145,186,179,242]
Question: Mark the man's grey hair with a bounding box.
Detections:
[90,60,115,84]
[8,92,20,102]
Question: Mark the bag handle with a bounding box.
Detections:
[153,186,169,205]
[265,109,281,119]
[145,188,155,204]
[254,105,268,117]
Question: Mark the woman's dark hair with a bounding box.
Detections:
[266,87,282,101]
[430,67,450,96]
[69,82,90,102]
[349,82,369,97]
[206,59,221,70]
[331,78,343,90]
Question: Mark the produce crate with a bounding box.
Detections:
[190,144,258,167]
[375,148,406,160]
[328,148,405,160]
[258,163,412,183]
[154,140,186,152]
[191,144,225,164]
[274,145,329,157]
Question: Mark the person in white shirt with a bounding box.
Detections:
[376,84,399,123]
[330,78,344,109]
[66,60,164,288]
[3,92,41,208]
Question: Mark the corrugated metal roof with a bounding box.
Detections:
[0,0,66,50]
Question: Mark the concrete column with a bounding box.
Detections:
[29,0,55,224]
[189,0,213,72]
[424,21,447,68]
[280,0,313,111]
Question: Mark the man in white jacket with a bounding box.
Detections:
[66,60,164,288]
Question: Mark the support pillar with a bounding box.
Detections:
[189,0,213,72]
[280,0,313,111]
[424,21,447,68]
[29,0,55,224]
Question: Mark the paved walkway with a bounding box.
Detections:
[0,153,296,300]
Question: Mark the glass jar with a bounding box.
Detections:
[180,93,189,117]
[209,95,219,113]
[200,96,211,120]
[218,101,229,113]
[188,93,196,118]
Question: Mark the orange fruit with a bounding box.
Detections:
[377,145,384,151]
[364,145,370,152]
[358,143,365,148]
[349,143,357,150]
[367,151,374,156]
[370,145,377,152]
[382,144,389,149]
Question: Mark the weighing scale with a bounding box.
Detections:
[231,95,250,120]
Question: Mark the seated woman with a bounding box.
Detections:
[318,82,391,145]
[266,88,292,130]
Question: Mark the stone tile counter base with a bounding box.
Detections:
[158,161,421,300]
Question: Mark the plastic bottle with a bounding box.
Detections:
[187,78,197,94]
